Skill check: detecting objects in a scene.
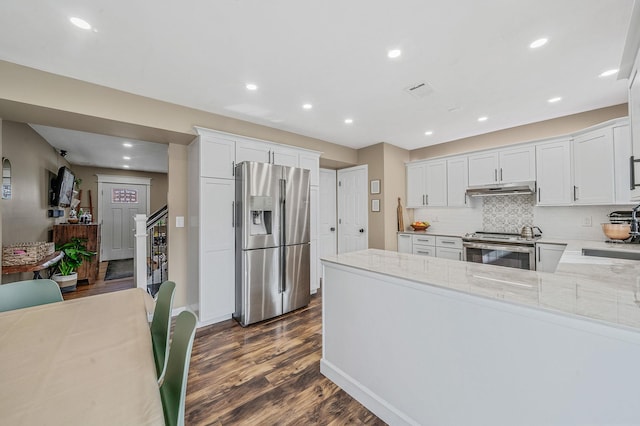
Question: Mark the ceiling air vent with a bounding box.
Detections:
[404,81,434,99]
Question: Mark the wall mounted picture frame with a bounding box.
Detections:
[371,199,380,212]
[370,179,380,194]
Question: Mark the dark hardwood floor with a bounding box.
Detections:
[61,261,135,300]
[63,265,386,425]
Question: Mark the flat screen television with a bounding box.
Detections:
[50,166,76,207]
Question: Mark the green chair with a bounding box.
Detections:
[151,280,176,383]
[160,310,197,426]
[0,279,63,312]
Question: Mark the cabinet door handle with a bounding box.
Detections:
[573,185,578,201]
[537,246,541,262]
[422,194,425,205]
[458,252,462,261]
[500,168,503,181]
[400,235,410,238]
[494,169,498,182]
[441,240,455,244]
[425,194,429,205]
[630,156,640,190]
[232,201,235,227]
[538,187,541,203]
[232,161,235,176]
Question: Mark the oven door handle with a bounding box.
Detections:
[463,242,534,253]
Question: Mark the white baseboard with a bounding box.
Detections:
[320,359,419,426]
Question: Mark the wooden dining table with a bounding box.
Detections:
[0,288,165,425]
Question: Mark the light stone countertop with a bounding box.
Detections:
[397,229,466,238]
[322,244,640,332]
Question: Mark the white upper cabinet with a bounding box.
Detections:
[468,152,499,185]
[629,61,640,200]
[573,127,615,205]
[194,129,236,179]
[425,160,447,206]
[272,145,299,167]
[406,160,447,207]
[536,138,572,205]
[299,153,320,186]
[235,139,271,164]
[468,146,535,186]
[406,163,427,208]
[236,138,301,167]
[613,123,632,204]
[499,146,536,183]
[447,156,468,207]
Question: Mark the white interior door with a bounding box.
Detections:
[319,169,337,283]
[337,165,368,254]
[98,176,150,261]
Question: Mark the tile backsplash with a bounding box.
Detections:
[483,194,535,233]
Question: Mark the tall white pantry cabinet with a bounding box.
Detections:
[187,127,321,326]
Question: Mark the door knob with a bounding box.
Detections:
[359,228,365,233]
[330,227,336,231]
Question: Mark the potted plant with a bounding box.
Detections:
[52,237,96,293]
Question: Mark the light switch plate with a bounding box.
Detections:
[176,216,185,228]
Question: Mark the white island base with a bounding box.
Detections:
[321,251,640,426]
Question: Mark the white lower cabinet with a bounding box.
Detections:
[192,177,235,324]
[435,236,463,261]
[412,234,435,256]
[536,243,566,273]
[436,247,463,261]
[399,233,463,260]
[397,233,412,253]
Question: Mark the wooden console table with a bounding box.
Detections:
[53,224,101,284]
[2,251,64,279]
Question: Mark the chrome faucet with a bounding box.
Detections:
[631,203,640,237]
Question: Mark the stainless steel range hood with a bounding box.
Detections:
[465,181,536,197]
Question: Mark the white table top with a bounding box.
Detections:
[322,245,640,333]
[0,288,164,425]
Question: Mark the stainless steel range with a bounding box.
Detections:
[462,231,539,270]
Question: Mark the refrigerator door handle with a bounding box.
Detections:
[232,201,235,227]
[280,177,287,293]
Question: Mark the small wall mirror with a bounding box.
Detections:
[2,158,11,200]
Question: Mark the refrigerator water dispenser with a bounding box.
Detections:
[249,195,273,235]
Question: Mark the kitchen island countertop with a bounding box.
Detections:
[322,242,640,331]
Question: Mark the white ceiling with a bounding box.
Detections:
[0,0,635,165]
[29,125,168,173]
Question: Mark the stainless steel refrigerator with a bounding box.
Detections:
[234,161,310,326]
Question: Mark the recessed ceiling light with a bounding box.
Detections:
[548,96,562,103]
[122,142,133,148]
[302,103,313,110]
[387,49,402,59]
[599,69,618,77]
[122,165,130,169]
[123,156,131,160]
[69,17,92,30]
[245,83,258,91]
[344,118,353,124]
[529,38,548,49]
[478,116,488,122]
[424,131,433,136]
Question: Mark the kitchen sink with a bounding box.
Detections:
[581,248,640,261]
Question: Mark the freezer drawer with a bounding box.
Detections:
[283,243,310,314]
[235,247,280,326]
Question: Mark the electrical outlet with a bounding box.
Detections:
[582,216,592,227]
